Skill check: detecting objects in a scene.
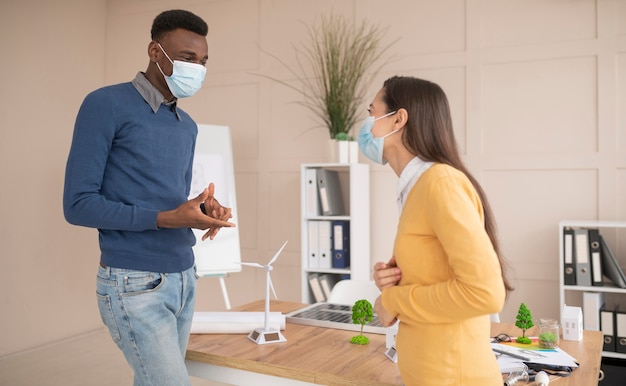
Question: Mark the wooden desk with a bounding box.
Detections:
[186,301,603,385]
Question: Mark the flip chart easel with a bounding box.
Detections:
[189,124,241,309]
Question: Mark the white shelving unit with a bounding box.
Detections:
[558,220,626,359]
[300,163,370,304]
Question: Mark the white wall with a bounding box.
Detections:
[0,0,108,356]
[1,0,625,356]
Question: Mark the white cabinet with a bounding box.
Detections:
[300,163,370,304]
[558,220,626,359]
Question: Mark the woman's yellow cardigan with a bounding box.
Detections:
[381,163,505,386]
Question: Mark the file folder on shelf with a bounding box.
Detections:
[305,168,321,217]
[600,235,626,288]
[574,229,591,287]
[317,169,345,216]
[616,307,626,354]
[308,273,326,303]
[563,227,576,285]
[318,274,338,299]
[307,221,319,269]
[600,306,616,352]
[318,220,332,269]
[332,220,350,268]
[588,229,603,286]
[582,291,605,331]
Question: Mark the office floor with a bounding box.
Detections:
[0,328,232,386]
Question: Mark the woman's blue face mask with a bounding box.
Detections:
[357,111,398,164]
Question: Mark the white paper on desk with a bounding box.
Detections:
[521,347,579,368]
[495,355,527,374]
[191,312,285,334]
[491,343,578,369]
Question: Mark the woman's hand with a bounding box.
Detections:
[372,256,401,291]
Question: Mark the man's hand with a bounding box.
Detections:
[372,256,401,291]
[374,295,397,327]
[198,183,233,240]
[156,183,235,240]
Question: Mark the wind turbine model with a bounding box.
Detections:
[238,240,288,344]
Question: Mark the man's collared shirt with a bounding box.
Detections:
[131,72,181,120]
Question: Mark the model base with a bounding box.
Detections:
[385,346,398,363]
[247,328,287,345]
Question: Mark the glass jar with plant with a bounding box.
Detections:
[537,318,560,348]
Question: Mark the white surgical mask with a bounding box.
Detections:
[156,43,206,98]
[357,111,399,164]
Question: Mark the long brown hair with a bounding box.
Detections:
[382,75,513,293]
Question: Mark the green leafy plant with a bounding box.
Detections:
[538,331,558,347]
[515,303,534,344]
[350,299,373,345]
[259,13,396,140]
[334,132,353,141]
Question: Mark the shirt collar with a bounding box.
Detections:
[131,72,181,120]
[397,156,434,212]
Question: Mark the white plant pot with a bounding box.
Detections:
[337,141,350,163]
[348,141,359,163]
[328,140,358,163]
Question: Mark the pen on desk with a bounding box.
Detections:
[520,349,547,358]
[491,347,531,361]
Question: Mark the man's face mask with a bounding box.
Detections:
[156,43,206,98]
[357,111,399,164]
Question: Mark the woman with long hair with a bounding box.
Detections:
[361,76,512,385]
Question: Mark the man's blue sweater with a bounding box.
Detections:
[63,78,197,273]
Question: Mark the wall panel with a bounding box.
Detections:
[480,0,597,48]
[482,56,597,154]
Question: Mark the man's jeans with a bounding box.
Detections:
[96,265,197,386]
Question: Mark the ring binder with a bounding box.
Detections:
[574,229,591,287]
[563,227,576,285]
[588,229,603,286]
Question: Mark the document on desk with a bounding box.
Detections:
[495,354,527,374]
[190,312,285,334]
[491,342,579,372]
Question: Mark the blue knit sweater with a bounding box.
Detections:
[63,78,197,273]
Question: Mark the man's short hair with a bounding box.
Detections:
[151,9,208,41]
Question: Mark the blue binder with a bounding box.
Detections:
[331,220,350,268]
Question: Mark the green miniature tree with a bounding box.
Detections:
[515,303,534,344]
[350,299,373,345]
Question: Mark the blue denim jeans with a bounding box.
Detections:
[96,265,197,386]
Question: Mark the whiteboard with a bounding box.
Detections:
[189,124,241,276]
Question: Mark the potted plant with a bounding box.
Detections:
[261,13,395,162]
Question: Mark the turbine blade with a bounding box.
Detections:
[268,275,278,300]
[267,240,288,265]
[238,262,263,268]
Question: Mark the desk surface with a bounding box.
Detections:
[186,301,603,386]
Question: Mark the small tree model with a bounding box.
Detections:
[350,299,373,345]
[515,303,534,344]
